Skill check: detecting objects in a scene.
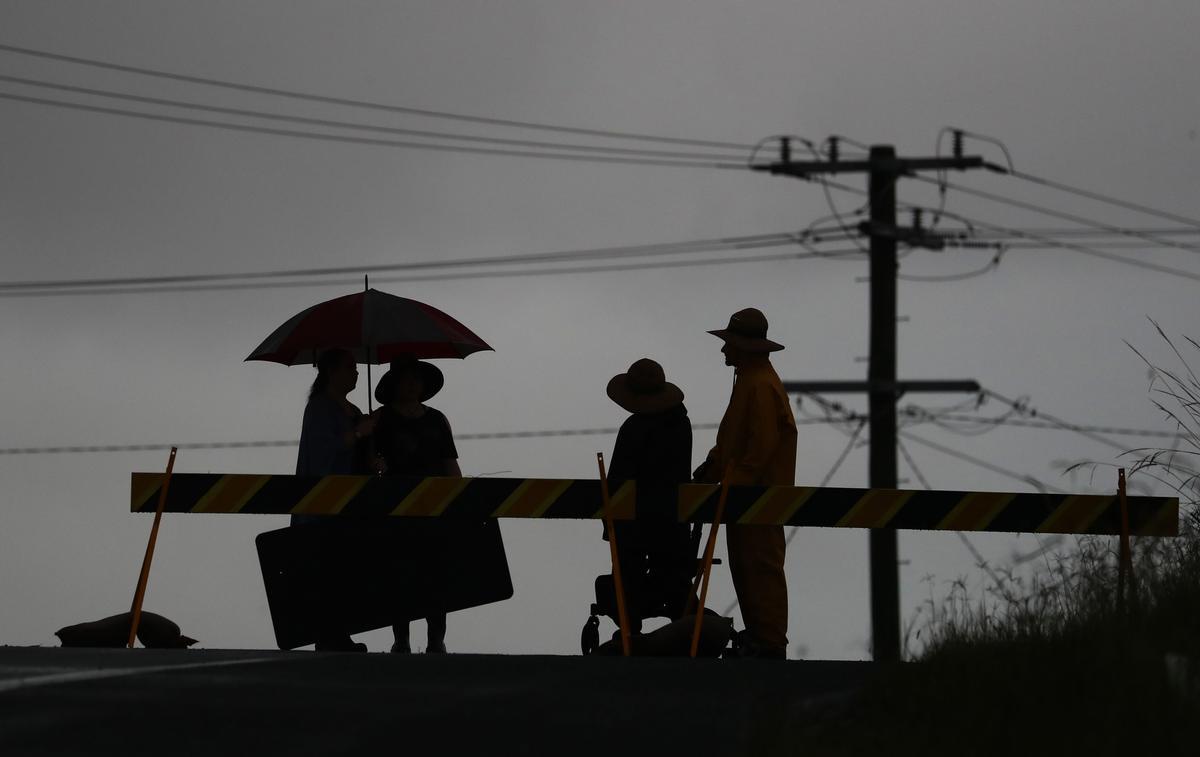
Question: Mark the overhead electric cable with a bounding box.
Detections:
[908,174,1200,255]
[979,389,1131,453]
[0,75,747,162]
[897,436,1009,593]
[898,248,1007,283]
[994,167,1200,230]
[967,227,1200,240]
[0,42,753,150]
[924,414,1182,440]
[0,232,797,291]
[898,430,1065,494]
[801,175,1200,283]
[0,92,745,169]
[1,246,866,299]
[0,418,849,456]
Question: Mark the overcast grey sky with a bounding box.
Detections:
[1,1,1197,658]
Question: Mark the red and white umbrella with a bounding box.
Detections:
[245,288,492,366]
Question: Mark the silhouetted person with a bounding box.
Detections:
[696,308,797,659]
[373,355,461,654]
[294,347,378,652]
[604,358,695,631]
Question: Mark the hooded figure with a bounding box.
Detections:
[604,358,695,630]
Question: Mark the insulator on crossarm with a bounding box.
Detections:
[828,136,840,163]
[780,136,791,163]
[912,209,924,230]
[952,129,964,159]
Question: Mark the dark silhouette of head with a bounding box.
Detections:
[374,355,445,405]
[309,348,357,400]
[708,307,784,367]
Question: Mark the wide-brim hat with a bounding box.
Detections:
[375,356,445,404]
[606,358,684,414]
[707,307,784,352]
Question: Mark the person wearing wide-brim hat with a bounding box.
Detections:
[600,359,695,633]
[372,354,460,654]
[697,307,797,660]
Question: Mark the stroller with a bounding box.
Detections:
[580,519,720,654]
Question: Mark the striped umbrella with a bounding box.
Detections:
[245,288,492,366]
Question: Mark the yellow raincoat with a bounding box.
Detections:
[704,358,797,651]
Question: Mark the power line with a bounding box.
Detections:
[0,42,753,151]
[0,419,850,456]
[897,430,1064,494]
[0,232,797,291]
[803,390,1063,492]
[897,248,1007,283]
[952,216,1200,283]
[897,436,1009,594]
[978,389,1132,453]
[0,92,746,169]
[905,206,1200,284]
[935,125,1200,234]
[809,175,1200,283]
[908,174,1200,256]
[968,227,1200,239]
[923,414,1182,440]
[997,167,1200,231]
[0,74,747,162]
[0,245,868,300]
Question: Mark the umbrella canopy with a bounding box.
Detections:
[245,288,492,365]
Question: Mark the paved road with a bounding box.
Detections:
[0,647,875,755]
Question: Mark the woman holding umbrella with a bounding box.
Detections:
[296,348,379,480]
[293,347,379,653]
[373,355,461,654]
[247,287,492,652]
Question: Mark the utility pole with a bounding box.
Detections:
[755,136,988,662]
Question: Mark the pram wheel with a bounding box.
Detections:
[581,615,600,655]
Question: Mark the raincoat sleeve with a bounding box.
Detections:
[726,383,781,486]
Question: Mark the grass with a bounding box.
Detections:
[792,325,1200,756]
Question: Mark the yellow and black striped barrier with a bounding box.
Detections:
[130,473,1179,536]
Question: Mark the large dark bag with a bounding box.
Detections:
[256,518,513,650]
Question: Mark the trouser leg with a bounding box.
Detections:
[392,622,411,652]
[725,524,788,651]
[427,613,447,644]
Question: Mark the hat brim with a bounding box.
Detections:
[375,362,445,405]
[606,374,685,414]
[707,328,785,352]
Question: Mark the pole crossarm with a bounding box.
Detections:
[129,473,1178,536]
[753,155,984,178]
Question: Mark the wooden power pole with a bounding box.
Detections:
[755,137,989,661]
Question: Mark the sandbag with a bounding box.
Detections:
[55,612,198,648]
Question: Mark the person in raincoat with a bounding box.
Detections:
[294,347,379,652]
[696,308,797,659]
[372,355,461,654]
[604,358,695,631]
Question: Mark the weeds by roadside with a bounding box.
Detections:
[796,324,1200,756]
